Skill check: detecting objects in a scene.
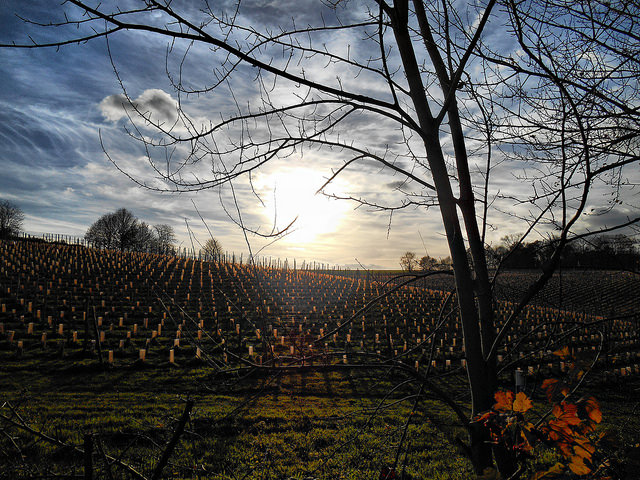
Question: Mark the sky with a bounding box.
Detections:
[0,1,637,268]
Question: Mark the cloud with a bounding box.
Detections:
[6,0,638,269]
[580,205,640,233]
[99,89,178,125]
[387,180,411,189]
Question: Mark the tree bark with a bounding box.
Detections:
[390,0,507,474]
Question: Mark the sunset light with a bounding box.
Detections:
[256,168,352,245]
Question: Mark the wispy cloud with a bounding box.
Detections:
[1,0,637,268]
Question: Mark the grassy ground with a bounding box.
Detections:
[0,353,475,480]
[1,350,638,480]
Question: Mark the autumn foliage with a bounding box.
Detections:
[475,348,609,479]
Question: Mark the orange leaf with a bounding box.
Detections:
[573,439,596,460]
[554,346,570,359]
[476,411,495,423]
[494,390,514,411]
[547,428,561,442]
[557,440,574,457]
[552,404,563,419]
[568,455,591,475]
[542,378,562,402]
[562,403,582,425]
[513,392,533,413]
[553,402,581,426]
[518,431,534,452]
[584,397,602,424]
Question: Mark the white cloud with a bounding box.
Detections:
[99,89,178,125]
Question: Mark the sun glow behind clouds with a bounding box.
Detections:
[255,167,351,245]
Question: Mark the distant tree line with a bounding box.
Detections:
[403,234,639,272]
[488,233,639,271]
[0,202,228,262]
[399,251,452,272]
[85,208,176,254]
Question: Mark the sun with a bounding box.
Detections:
[256,168,350,244]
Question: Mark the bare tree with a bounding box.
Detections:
[5,0,640,476]
[153,224,176,255]
[418,255,437,271]
[131,221,155,252]
[399,251,417,271]
[86,208,149,252]
[85,213,116,249]
[0,200,25,239]
[0,200,24,238]
[202,237,223,262]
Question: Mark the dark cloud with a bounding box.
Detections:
[580,206,640,233]
[387,180,409,189]
[232,0,353,28]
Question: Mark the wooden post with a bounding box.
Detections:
[92,307,103,365]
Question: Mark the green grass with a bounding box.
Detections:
[2,345,639,479]
[0,354,476,480]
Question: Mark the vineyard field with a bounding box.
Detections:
[0,238,639,479]
[331,269,640,319]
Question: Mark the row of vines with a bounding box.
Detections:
[1,239,638,382]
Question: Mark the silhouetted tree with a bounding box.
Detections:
[131,221,155,252]
[0,200,24,239]
[399,251,417,271]
[418,255,438,271]
[153,224,176,255]
[202,238,222,262]
[85,208,159,252]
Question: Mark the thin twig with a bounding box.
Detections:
[150,399,194,480]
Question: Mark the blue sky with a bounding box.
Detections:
[1,1,637,268]
[0,0,447,268]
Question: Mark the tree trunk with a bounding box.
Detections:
[389,1,513,474]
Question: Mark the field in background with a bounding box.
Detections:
[330,269,640,319]
[0,238,639,479]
